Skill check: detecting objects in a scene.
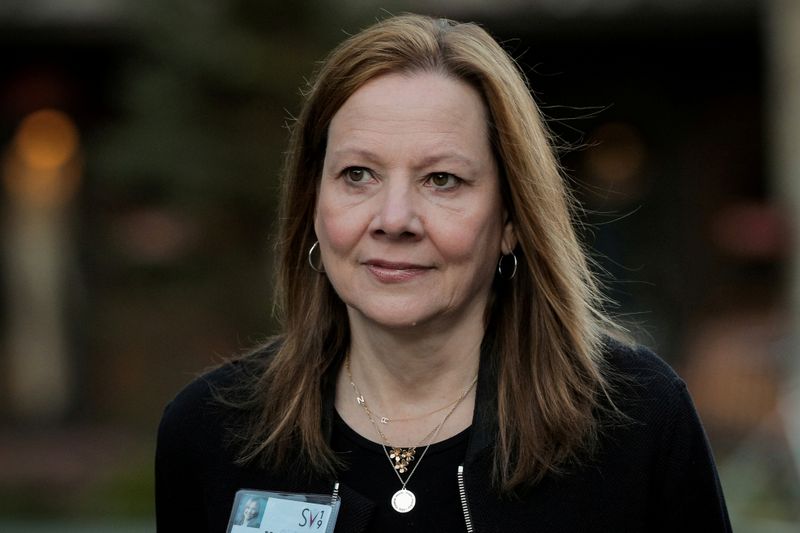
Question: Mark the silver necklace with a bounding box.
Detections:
[345,356,477,513]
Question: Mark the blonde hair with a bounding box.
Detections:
[237,13,614,491]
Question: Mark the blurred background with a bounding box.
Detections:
[0,0,798,531]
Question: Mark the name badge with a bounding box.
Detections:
[226,487,340,533]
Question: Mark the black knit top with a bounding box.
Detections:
[155,339,732,532]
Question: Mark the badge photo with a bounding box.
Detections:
[226,488,340,533]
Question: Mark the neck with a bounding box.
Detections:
[346,314,483,406]
[335,303,485,446]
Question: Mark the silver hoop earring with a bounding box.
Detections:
[497,252,517,280]
[308,240,325,273]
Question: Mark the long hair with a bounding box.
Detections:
[236,13,615,491]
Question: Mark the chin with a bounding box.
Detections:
[348,302,441,331]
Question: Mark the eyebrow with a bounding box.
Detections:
[327,147,479,171]
[327,147,383,166]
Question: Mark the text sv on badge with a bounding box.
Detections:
[299,508,325,529]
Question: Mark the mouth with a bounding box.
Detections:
[364,260,432,282]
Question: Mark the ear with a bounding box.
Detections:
[500,213,517,255]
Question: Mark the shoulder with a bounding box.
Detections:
[596,338,731,529]
[155,340,281,530]
[601,335,686,399]
[594,337,715,479]
[157,341,278,453]
[595,337,724,485]
[601,336,678,380]
[597,335,700,439]
[160,357,248,428]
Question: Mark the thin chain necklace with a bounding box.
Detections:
[366,395,463,425]
[345,355,478,513]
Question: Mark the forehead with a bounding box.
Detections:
[327,71,490,145]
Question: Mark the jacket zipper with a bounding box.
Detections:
[457,465,474,532]
[331,481,340,503]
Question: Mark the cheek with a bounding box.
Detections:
[437,226,479,259]
[436,199,504,260]
[315,199,364,253]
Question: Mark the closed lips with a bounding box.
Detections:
[364,260,432,282]
[365,260,430,270]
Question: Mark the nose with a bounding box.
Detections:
[369,178,424,240]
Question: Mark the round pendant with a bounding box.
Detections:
[391,488,416,513]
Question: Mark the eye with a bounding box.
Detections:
[426,172,460,189]
[343,166,372,183]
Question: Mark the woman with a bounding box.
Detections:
[156,14,731,532]
[233,497,262,528]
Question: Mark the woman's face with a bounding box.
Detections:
[315,71,515,332]
[243,499,259,520]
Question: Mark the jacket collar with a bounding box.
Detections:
[464,339,498,461]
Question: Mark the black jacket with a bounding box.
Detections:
[156,339,731,532]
